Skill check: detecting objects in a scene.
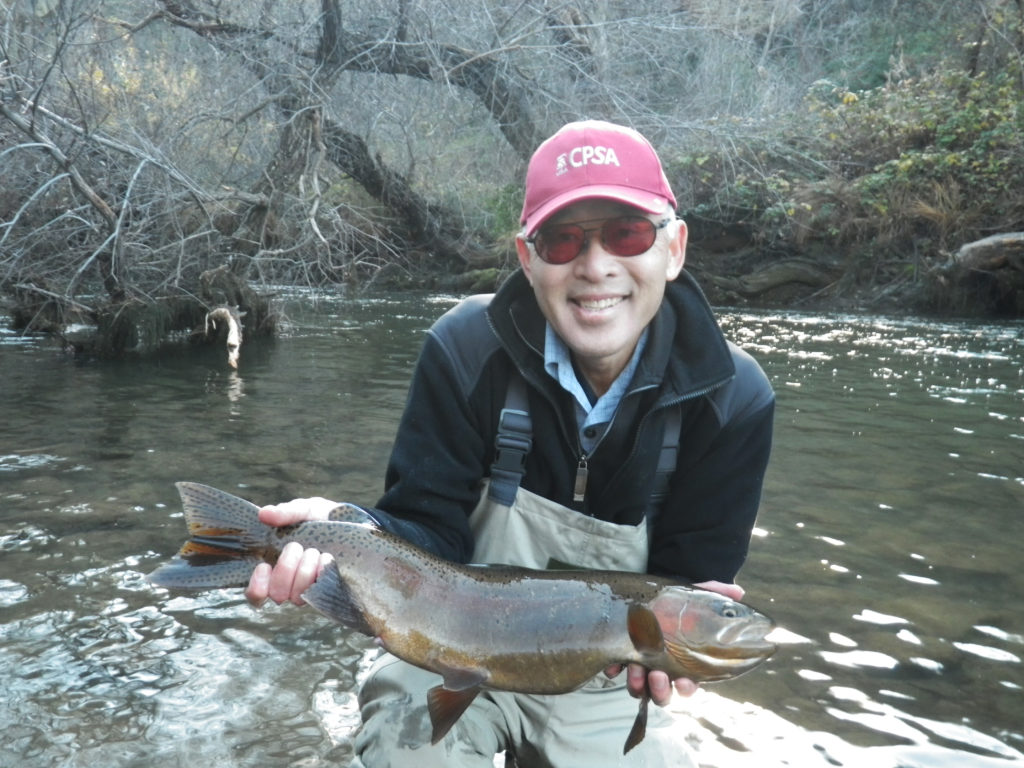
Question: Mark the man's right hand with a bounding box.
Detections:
[244,497,338,607]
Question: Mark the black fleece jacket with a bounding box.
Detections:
[363,269,774,584]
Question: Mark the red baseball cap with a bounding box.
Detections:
[520,120,677,237]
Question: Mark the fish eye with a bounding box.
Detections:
[718,601,740,619]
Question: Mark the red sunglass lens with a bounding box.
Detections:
[535,217,657,264]
[603,218,656,256]
[539,227,585,264]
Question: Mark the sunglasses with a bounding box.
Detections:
[527,216,672,265]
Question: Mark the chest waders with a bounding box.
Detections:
[473,373,682,571]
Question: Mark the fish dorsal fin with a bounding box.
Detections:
[627,603,665,654]
[301,561,375,637]
[326,503,377,526]
[426,683,482,744]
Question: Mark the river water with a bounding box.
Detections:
[1,290,1021,768]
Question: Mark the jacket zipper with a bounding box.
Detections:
[570,379,729,506]
[573,454,589,502]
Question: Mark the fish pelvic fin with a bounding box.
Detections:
[301,560,375,637]
[627,603,665,655]
[148,482,271,589]
[623,694,649,754]
[426,684,482,745]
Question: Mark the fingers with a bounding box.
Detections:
[626,663,647,698]
[257,496,338,528]
[246,543,332,607]
[625,664,699,706]
[247,497,337,607]
[673,677,699,698]
[693,579,745,602]
[645,669,673,707]
[246,562,273,606]
[271,543,325,605]
[626,664,672,706]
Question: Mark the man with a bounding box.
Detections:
[247,120,774,766]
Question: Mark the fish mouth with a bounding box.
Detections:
[701,638,777,662]
[686,646,774,672]
[718,617,777,649]
[691,636,776,669]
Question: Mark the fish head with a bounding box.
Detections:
[647,585,776,682]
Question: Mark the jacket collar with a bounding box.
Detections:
[488,269,735,402]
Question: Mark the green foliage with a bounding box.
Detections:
[812,69,1023,246]
[678,65,1024,273]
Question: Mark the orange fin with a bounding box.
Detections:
[623,694,649,754]
[426,684,481,744]
[627,603,665,654]
[149,482,270,588]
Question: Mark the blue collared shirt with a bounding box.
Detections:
[543,323,648,455]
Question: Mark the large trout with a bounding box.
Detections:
[149,482,776,754]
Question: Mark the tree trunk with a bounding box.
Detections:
[154,0,543,265]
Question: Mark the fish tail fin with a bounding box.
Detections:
[148,482,272,589]
[301,560,375,636]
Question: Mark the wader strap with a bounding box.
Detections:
[645,403,682,528]
[488,373,532,506]
[488,373,683,516]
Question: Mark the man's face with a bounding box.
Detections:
[516,199,687,391]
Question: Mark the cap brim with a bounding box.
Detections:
[523,186,672,237]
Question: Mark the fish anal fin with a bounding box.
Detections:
[301,562,375,636]
[426,684,481,745]
[627,603,665,654]
[623,694,649,754]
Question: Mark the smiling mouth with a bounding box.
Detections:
[574,296,624,311]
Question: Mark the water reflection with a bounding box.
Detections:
[724,312,1023,767]
[1,298,1022,766]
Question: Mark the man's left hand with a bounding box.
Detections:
[610,579,746,705]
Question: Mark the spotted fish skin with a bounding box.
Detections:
[150,482,776,753]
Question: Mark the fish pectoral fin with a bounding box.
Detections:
[426,684,481,745]
[627,604,665,654]
[301,562,375,637]
[623,694,649,754]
